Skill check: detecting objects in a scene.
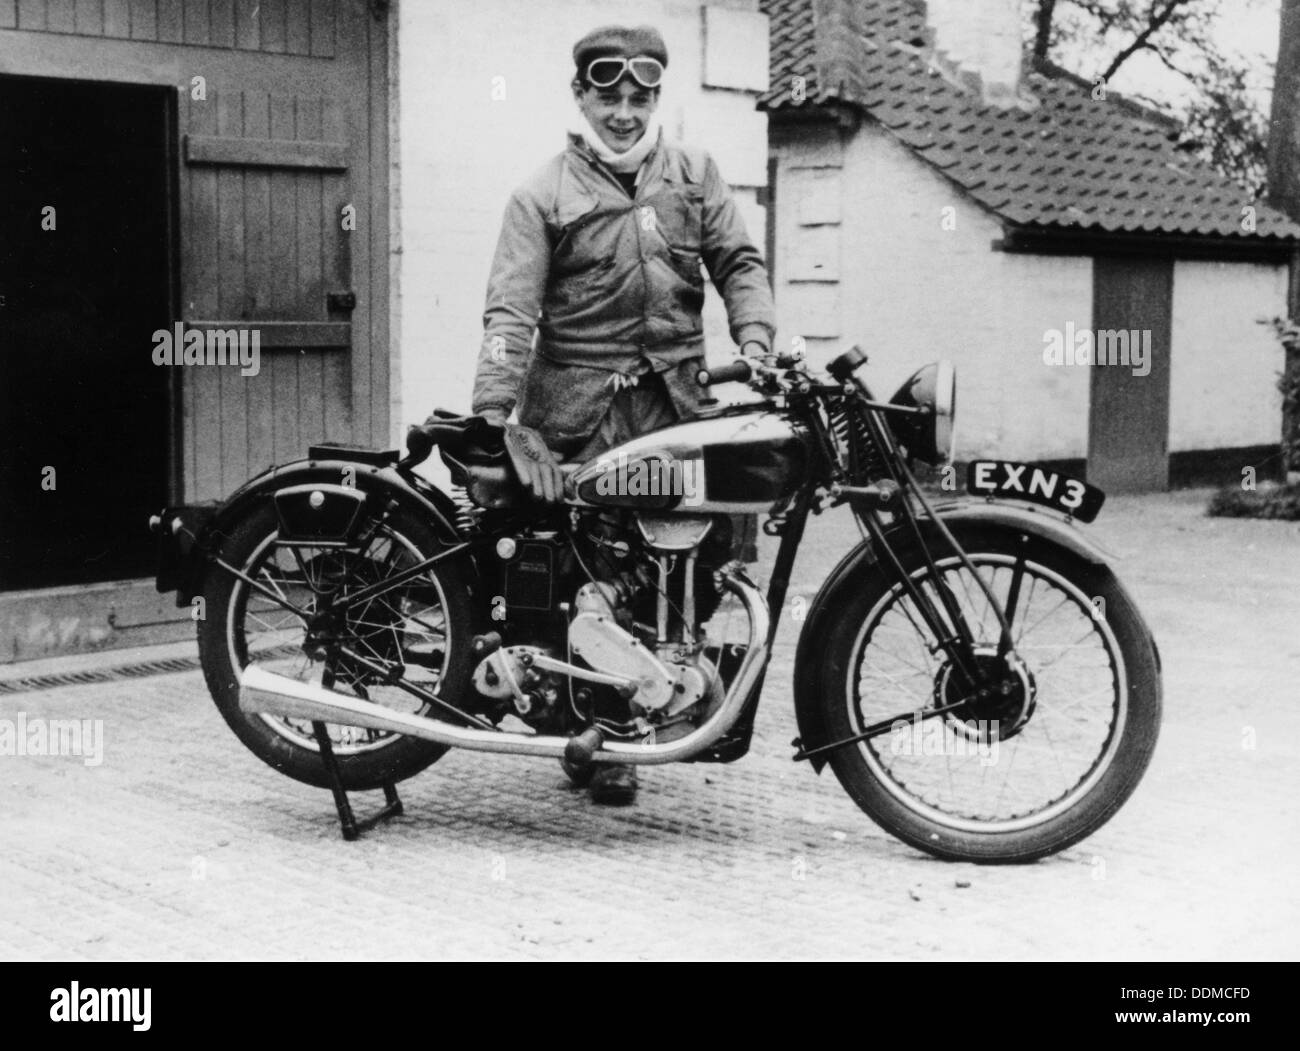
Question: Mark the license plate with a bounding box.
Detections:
[965,461,1105,523]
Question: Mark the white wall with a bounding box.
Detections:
[773,119,1094,463]
[1170,260,1289,453]
[390,0,771,464]
[925,0,1024,101]
[772,120,1294,469]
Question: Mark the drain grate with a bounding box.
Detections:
[0,655,203,696]
[0,644,306,696]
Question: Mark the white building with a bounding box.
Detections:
[761,0,1299,492]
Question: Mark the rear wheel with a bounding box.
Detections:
[818,525,1161,862]
[198,500,475,790]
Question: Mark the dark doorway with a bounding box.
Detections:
[0,77,173,590]
[1088,256,1173,493]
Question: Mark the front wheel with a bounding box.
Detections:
[818,524,1161,862]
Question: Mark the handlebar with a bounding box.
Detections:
[697,350,815,388]
[696,359,754,386]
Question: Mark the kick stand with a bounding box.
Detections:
[311,721,404,841]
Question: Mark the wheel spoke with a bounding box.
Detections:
[228,520,457,757]
[846,551,1127,832]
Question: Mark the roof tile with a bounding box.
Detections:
[759,0,1300,242]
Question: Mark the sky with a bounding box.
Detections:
[1214,0,1280,64]
[1071,0,1281,113]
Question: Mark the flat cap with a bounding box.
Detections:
[573,24,668,71]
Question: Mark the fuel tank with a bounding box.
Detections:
[570,407,810,513]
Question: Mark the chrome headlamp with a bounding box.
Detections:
[888,360,956,466]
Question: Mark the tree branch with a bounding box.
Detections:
[1100,0,1195,81]
[1033,0,1059,66]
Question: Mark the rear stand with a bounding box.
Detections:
[311,721,404,841]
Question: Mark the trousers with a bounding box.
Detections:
[566,370,679,463]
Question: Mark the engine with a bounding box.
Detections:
[466,509,740,741]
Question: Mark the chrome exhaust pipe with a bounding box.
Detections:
[240,665,454,742]
[239,570,770,765]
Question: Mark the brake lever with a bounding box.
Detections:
[753,352,820,395]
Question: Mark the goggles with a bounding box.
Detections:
[584,55,664,90]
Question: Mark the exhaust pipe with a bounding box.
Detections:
[240,666,456,741]
[240,571,769,765]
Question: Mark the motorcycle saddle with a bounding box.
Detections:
[415,410,523,509]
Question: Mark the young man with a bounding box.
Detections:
[471,24,776,803]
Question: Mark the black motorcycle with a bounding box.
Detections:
[152,345,1161,861]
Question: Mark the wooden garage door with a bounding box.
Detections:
[182,78,362,500]
[0,0,390,503]
[1089,256,1173,493]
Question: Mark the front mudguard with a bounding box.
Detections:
[792,500,1157,772]
[152,458,463,607]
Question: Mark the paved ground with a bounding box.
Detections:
[2,489,1298,960]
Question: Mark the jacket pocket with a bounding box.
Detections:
[654,186,704,252]
[666,245,704,286]
[550,192,600,268]
[554,191,598,230]
[517,356,610,443]
[550,254,614,307]
[550,190,607,291]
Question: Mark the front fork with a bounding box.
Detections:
[846,377,1019,686]
[791,389,1024,763]
[858,509,986,688]
[791,503,1026,764]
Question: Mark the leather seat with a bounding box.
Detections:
[414,411,524,510]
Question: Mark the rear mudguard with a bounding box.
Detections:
[154,457,463,607]
[792,500,1158,772]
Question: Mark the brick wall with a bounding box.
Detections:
[389,0,772,470]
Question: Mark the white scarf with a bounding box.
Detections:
[573,112,662,175]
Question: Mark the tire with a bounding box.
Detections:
[198,498,475,791]
[817,523,1161,862]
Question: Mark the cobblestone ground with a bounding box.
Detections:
[1,490,1297,960]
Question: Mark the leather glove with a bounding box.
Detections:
[503,423,569,504]
[405,422,435,462]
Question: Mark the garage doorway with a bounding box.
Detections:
[0,76,174,590]
[1088,255,1173,492]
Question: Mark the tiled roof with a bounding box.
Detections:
[759,0,1300,244]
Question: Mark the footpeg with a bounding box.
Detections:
[565,725,604,766]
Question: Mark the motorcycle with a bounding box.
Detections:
[151,344,1161,861]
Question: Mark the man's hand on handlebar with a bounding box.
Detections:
[697,345,806,389]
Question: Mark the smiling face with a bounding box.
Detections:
[572,77,658,152]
